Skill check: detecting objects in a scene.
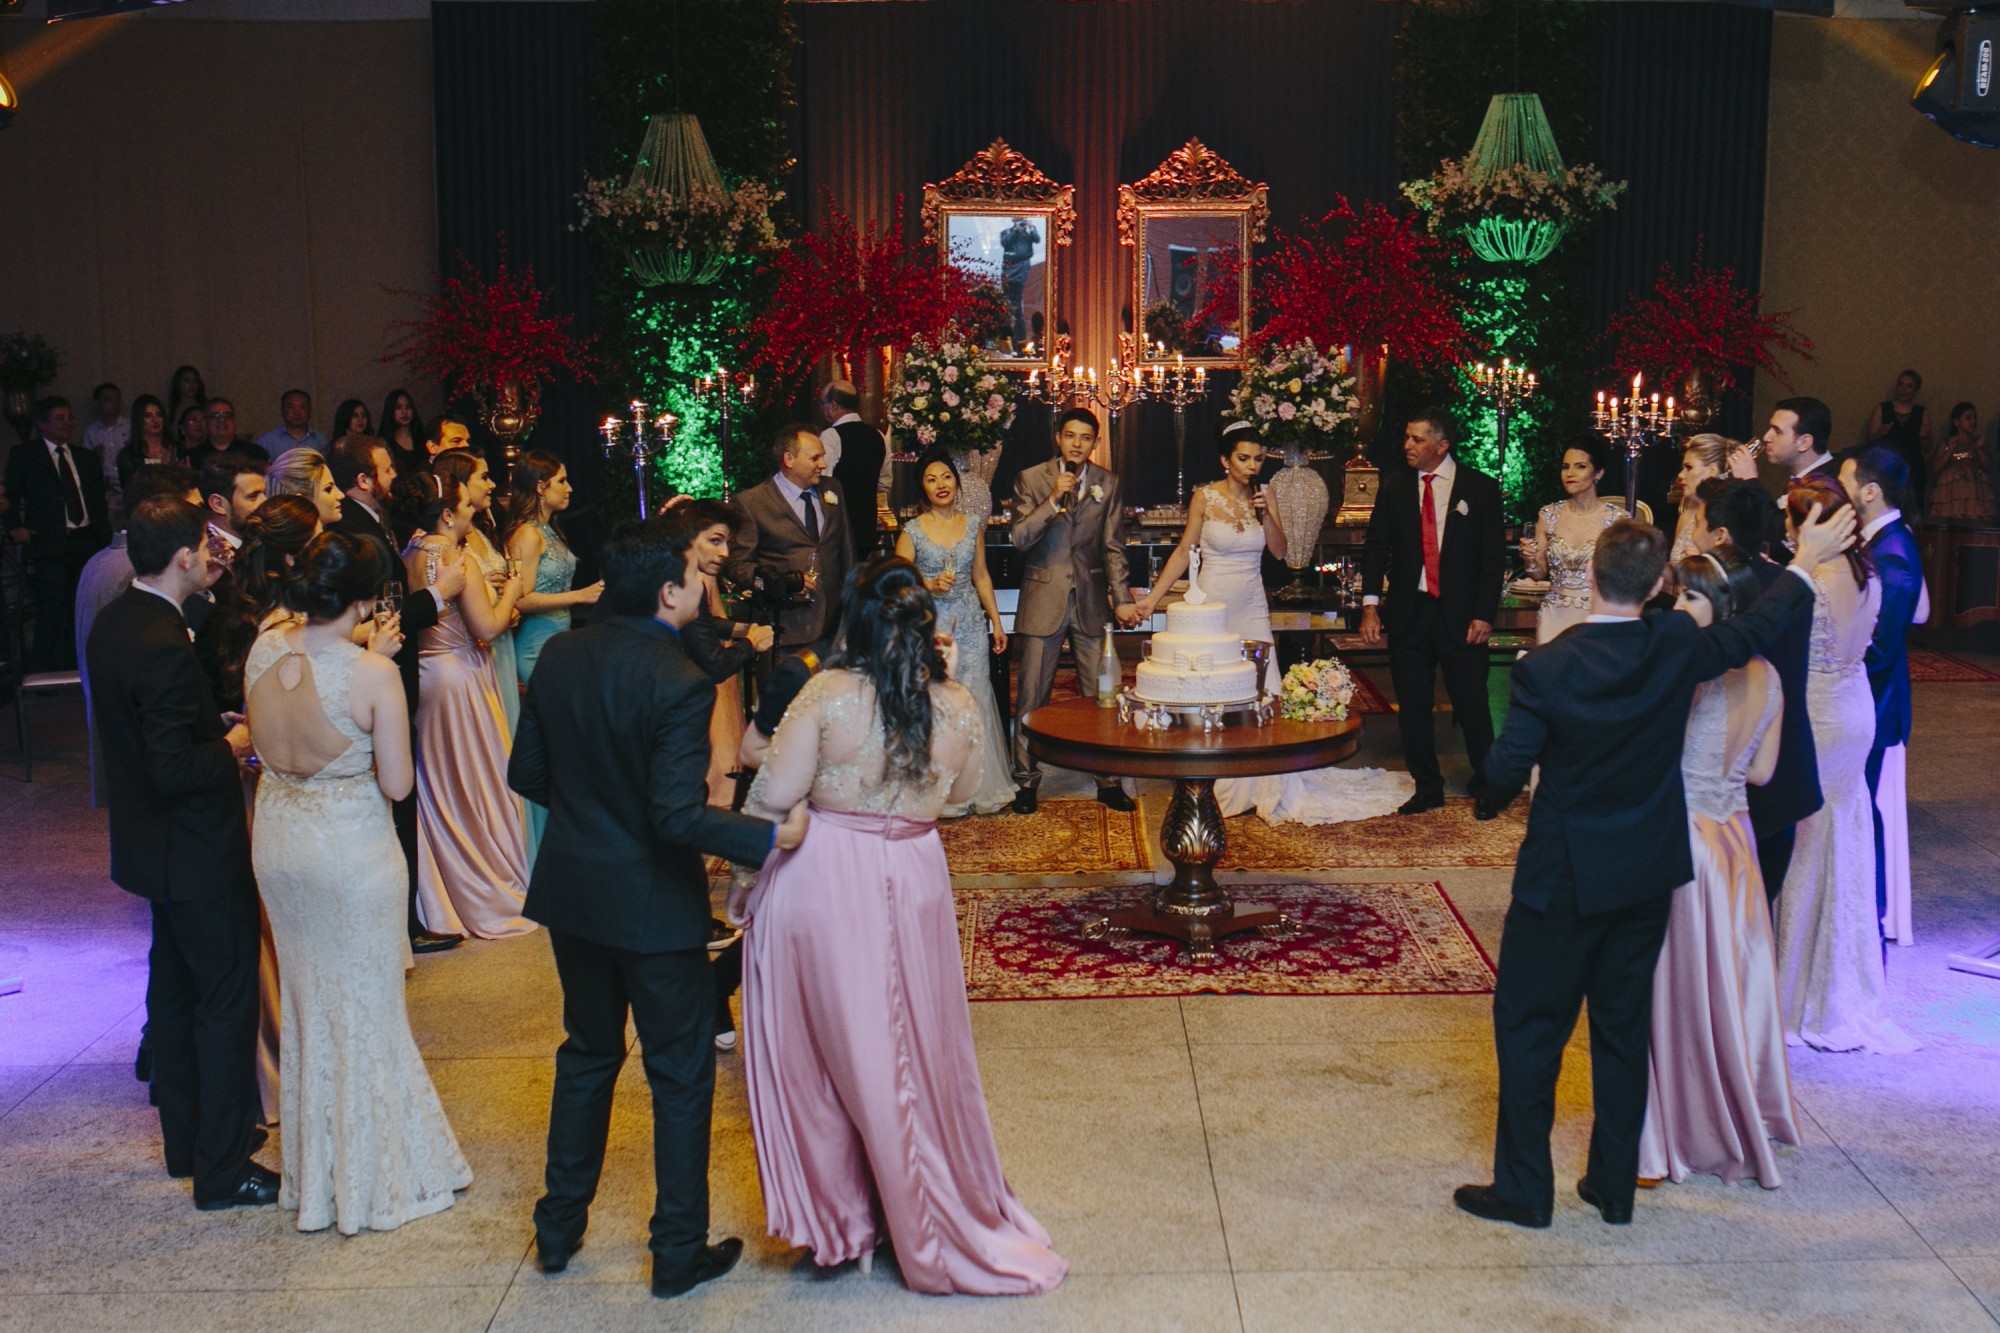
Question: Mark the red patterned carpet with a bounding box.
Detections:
[940,799,1147,876]
[957,880,1494,999]
[1907,647,2000,683]
[1208,797,1528,870]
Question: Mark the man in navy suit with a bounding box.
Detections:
[1841,446,1923,947]
[1454,506,1856,1230]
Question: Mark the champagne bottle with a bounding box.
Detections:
[1098,624,1119,706]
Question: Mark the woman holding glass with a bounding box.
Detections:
[1671,435,1733,562]
[1519,438,1628,643]
[433,447,521,731]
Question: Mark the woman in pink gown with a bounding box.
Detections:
[1639,548,1800,1186]
[393,459,533,939]
[736,557,1066,1296]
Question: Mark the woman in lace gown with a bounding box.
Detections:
[1639,548,1800,1187]
[896,450,1014,816]
[736,558,1066,1295]
[393,462,534,939]
[504,453,602,861]
[246,533,471,1233]
[1521,440,1628,643]
[1775,478,1916,1054]
[1136,422,1411,823]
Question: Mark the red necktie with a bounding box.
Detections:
[1420,472,1441,598]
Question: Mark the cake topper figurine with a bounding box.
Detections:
[1185,546,1207,605]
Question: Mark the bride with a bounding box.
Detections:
[1134,421,1412,823]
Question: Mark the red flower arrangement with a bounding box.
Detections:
[1602,255,1812,395]
[382,246,595,402]
[1196,198,1480,372]
[746,194,992,385]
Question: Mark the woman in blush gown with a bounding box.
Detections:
[896,449,1015,816]
[1639,547,1800,1187]
[1520,439,1628,644]
[435,447,520,732]
[1135,422,1411,823]
[1775,477,1917,1054]
[736,558,1065,1295]
[247,533,471,1233]
[393,459,535,940]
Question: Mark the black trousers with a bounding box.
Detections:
[1866,741,1889,956]
[538,930,716,1270]
[29,530,103,670]
[1491,884,1673,1215]
[146,891,262,1202]
[1757,825,1796,905]
[1387,596,1494,795]
[394,791,423,936]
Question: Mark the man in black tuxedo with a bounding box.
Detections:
[1456,508,1855,1230]
[85,496,278,1211]
[6,396,112,669]
[327,434,466,953]
[1360,408,1506,814]
[509,514,807,1299]
[724,425,854,653]
[817,380,888,558]
[1740,395,1838,556]
[1843,446,1924,945]
[1693,479,1821,901]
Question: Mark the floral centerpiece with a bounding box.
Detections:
[1227,341,1359,449]
[574,176,779,261]
[0,332,62,393]
[1401,158,1625,236]
[1278,658,1357,723]
[887,333,1017,455]
[1601,256,1812,426]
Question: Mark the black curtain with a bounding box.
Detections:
[431,1,602,514]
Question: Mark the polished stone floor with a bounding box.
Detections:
[3,634,1999,1332]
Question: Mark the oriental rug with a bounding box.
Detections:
[1907,647,2000,683]
[957,880,1494,999]
[941,799,1148,876]
[1206,797,1528,870]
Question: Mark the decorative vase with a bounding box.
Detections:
[1336,347,1385,528]
[949,444,999,526]
[2,387,34,446]
[1269,441,1330,602]
[475,379,541,472]
[1676,367,1719,430]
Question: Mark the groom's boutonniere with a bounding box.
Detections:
[821,489,839,507]
[1089,483,1106,504]
[1455,498,1469,516]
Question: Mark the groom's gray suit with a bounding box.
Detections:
[1008,457,1133,790]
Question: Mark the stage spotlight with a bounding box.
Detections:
[1909,6,2000,147]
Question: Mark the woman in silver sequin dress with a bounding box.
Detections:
[1520,439,1628,644]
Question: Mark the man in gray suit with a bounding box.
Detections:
[1009,407,1143,813]
[724,424,855,651]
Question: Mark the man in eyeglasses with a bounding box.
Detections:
[184,399,269,471]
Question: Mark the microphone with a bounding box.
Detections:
[1056,458,1080,514]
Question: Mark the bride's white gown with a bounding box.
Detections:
[1191,485,1413,823]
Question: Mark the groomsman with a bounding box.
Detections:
[726,425,854,651]
[1841,446,1923,946]
[1459,508,1854,1230]
[1360,408,1506,814]
[1739,396,1838,556]
[1008,406,1143,814]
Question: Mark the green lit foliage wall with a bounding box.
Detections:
[1396,0,1600,526]
[590,0,796,509]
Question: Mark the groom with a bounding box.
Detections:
[1456,506,1855,1230]
[1009,406,1143,814]
[510,513,807,1298]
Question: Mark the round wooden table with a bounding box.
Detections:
[1021,698,1361,962]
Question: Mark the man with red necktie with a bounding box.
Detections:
[1360,408,1507,814]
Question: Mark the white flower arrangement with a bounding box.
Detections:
[888,333,1018,455]
[1278,657,1356,723]
[574,176,780,255]
[1227,342,1359,447]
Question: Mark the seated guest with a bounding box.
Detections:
[330,397,372,441]
[165,364,208,448]
[200,453,268,575]
[724,424,854,654]
[1638,545,1799,1188]
[379,388,427,476]
[1928,402,1994,524]
[118,395,179,498]
[84,382,130,523]
[393,464,532,939]
[176,402,211,464]
[5,395,112,668]
[254,389,328,457]
[264,447,345,530]
[86,495,277,1211]
[196,399,270,463]
[246,532,472,1233]
[1519,437,1625,644]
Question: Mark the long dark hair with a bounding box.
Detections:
[390,456,472,537]
[830,556,948,787]
[166,364,206,429]
[331,398,372,440]
[202,493,321,711]
[1785,474,1873,590]
[502,450,566,551]
[128,393,168,457]
[378,388,425,451]
[430,449,497,537]
[1675,544,1759,622]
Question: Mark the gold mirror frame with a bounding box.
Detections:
[1119,139,1270,368]
[921,139,1075,372]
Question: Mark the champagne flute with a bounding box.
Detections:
[372,595,397,635]
[383,580,405,614]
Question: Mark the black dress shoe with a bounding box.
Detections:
[1012,787,1038,816]
[1453,1183,1551,1229]
[410,930,463,954]
[134,1040,152,1084]
[537,1236,583,1273]
[170,1127,267,1181]
[1577,1177,1633,1224]
[1095,785,1136,813]
[195,1162,281,1211]
[652,1238,744,1298]
[1397,789,1446,816]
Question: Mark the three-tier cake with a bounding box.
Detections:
[1131,600,1260,706]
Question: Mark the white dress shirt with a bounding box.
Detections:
[1362,452,1456,606]
[819,413,862,472]
[1860,508,1903,544]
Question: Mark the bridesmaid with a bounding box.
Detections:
[503,451,603,859]
[393,460,534,939]
[434,447,521,732]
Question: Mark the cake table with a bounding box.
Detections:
[1021,697,1362,962]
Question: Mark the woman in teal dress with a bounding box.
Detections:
[503,451,603,862]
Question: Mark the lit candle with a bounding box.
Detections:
[1665,396,1675,417]
[1631,372,1643,396]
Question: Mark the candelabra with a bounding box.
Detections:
[1467,358,1537,498]
[601,400,680,519]
[1024,335,1156,464]
[1142,347,1210,508]
[1591,374,1677,518]
[692,368,757,501]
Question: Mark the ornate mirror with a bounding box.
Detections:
[1119,140,1269,368]
[922,140,1075,371]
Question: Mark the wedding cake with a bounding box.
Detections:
[1132,600,1260,706]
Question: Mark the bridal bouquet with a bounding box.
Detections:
[888,333,1017,455]
[1278,657,1356,723]
[1228,341,1359,448]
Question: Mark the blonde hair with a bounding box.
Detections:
[265,447,330,502]
[1682,433,1733,475]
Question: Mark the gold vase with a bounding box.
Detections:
[475,379,541,472]
[1335,347,1387,527]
